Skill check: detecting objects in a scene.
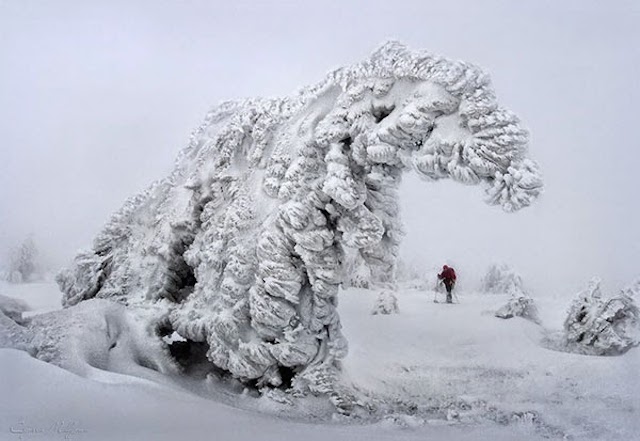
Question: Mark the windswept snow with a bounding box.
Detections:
[1,281,638,440]
[0,294,29,324]
[339,287,640,440]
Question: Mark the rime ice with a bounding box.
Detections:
[56,42,543,389]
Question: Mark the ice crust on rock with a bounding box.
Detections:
[57,42,542,390]
[495,295,540,324]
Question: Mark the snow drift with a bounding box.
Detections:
[495,294,541,324]
[55,42,543,391]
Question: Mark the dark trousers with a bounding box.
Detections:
[444,280,454,303]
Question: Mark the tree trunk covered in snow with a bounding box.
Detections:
[57,42,543,390]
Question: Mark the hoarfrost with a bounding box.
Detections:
[55,41,542,392]
[563,278,640,355]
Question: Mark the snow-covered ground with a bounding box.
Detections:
[1,280,638,440]
[340,288,639,439]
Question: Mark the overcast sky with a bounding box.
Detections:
[1,0,638,298]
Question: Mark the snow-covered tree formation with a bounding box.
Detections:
[564,278,640,355]
[56,42,543,391]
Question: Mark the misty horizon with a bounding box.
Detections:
[1,0,638,299]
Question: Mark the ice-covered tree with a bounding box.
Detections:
[481,263,525,295]
[56,42,543,393]
[5,236,39,283]
[564,278,640,355]
[371,291,399,315]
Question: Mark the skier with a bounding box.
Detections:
[438,265,457,304]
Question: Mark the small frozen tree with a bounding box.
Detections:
[371,291,399,315]
[6,237,39,283]
[481,263,524,295]
[564,278,640,355]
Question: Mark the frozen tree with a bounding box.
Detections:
[371,291,399,315]
[564,278,640,355]
[5,236,39,283]
[481,263,524,295]
[56,42,543,394]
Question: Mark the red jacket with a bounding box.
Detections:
[438,266,456,282]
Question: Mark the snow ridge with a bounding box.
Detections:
[56,42,543,391]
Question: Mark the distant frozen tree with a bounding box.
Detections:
[371,291,399,315]
[564,278,640,355]
[56,42,543,395]
[481,263,524,295]
[6,237,39,283]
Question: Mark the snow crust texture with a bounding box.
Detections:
[56,42,543,389]
[563,278,640,355]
